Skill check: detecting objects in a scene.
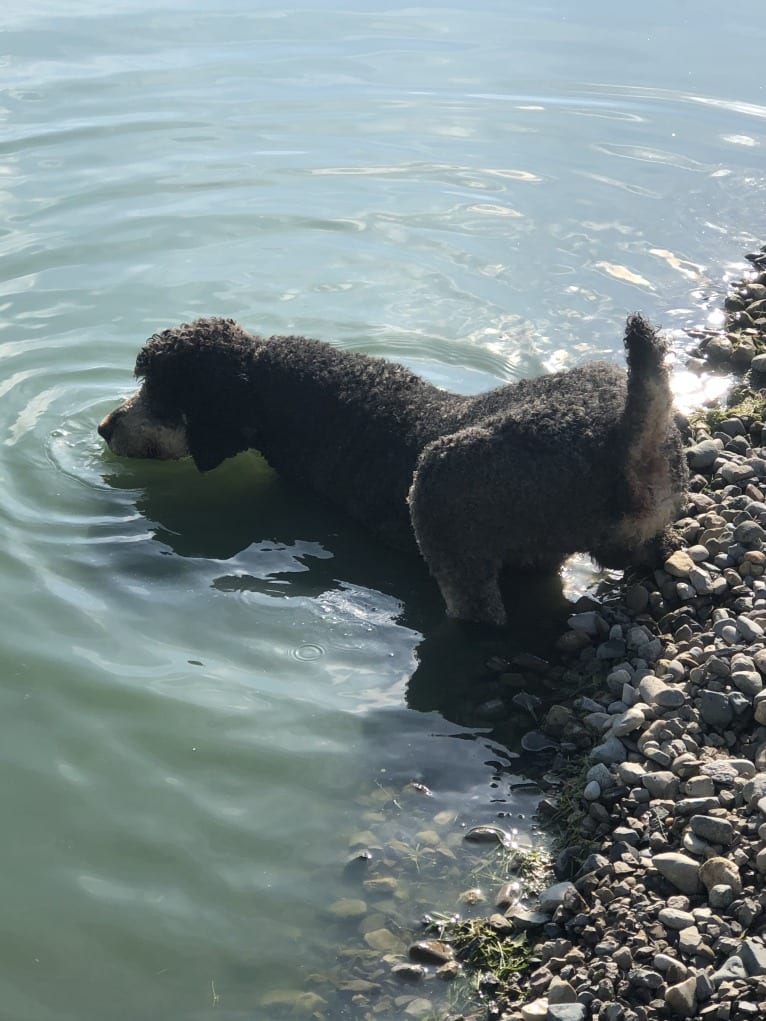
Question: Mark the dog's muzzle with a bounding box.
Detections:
[98,412,117,443]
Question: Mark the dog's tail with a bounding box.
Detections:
[622,313,669,433]
[620,313,684,546]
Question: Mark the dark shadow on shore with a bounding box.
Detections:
[100,450,575,732]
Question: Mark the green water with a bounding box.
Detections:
[1,2,764,1018]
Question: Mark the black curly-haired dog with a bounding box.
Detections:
[98,315,687,625]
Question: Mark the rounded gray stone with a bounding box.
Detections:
[611,706,645,736]
[754,691,766,725]
[642,771,679,799]
[654,686,687,709]
[699,856,742,895]
[653,852,701,894]
[731,669,763,696]
[734,520,766,548]
[687,439,724,470]
[708,884,735,909]
[658,907,695,930]
[689,815,734,846]
[737,615,764,641]
[698,690,734,729]
[589,735,627,765]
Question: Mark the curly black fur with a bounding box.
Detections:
[99,314,687,625]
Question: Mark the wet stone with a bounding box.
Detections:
[495,880,522,909]
[259,990,329,1015]
[508,906,551,929]
[539,881,584,914]
[403,997,433,1017]
[464,825,512,845]
[328,898,367,920]
[391,962,426,983]
[365,928,403,952]
[408,940,454,965]
[488,913,514,935]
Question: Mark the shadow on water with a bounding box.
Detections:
[101,450,575,735]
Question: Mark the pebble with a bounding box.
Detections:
[699,856,742,895]
[547,976,577,1004]
[739,938,766,976]
[665,550,696,577]
[665,974,698,1018]
[610,706,645,735]
[653,852,702,894]
[689,814,734,846]
[687,439,723,470]
[698,689,734,729]
[547,1006,587,1021]
[407,940,453,965]
[520,999,548,1021]
[657,906,695,930]
[589,735,627,765]
[538,882,582,914]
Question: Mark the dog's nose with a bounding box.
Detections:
[98,413,114,442]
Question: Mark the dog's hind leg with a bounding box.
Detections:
[409,431,507,626]
[424,553,507,626]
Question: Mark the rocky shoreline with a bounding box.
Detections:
[686,248,766,372]
[487,408,766,1021]
[461,249,766,1021]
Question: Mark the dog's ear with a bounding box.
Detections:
[134,326,192,409]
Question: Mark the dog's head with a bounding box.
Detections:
[98,317,258,471]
